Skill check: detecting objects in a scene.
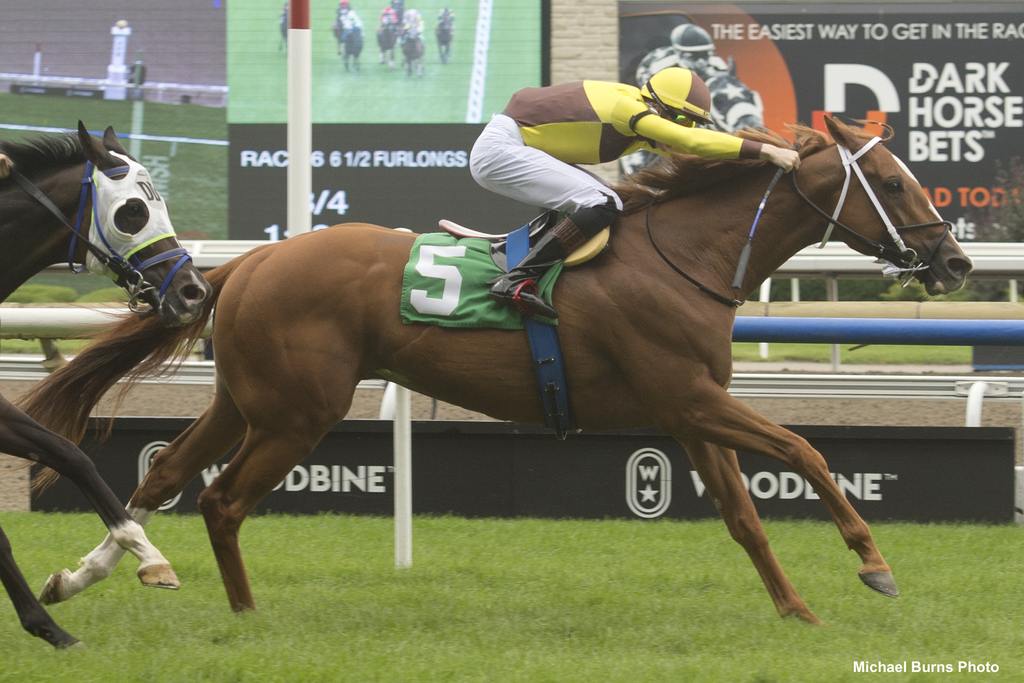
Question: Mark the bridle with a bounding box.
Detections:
[646,135,954,307]
[790,135,953,284]
[11,159,192,314]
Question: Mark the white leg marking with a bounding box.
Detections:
[58,506,158,598]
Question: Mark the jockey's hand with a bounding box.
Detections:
[760,145,801,172]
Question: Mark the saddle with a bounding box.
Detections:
[438,212,610,271]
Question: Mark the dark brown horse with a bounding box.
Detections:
[0,123,210,647]
[23,117,971,624]
[435,10,453,64]
[377,17,399,68]
[401,31,424,77]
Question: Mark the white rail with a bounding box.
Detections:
[1,354,1016,422]
[30,240,1016,278]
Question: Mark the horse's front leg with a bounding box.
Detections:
[39,388,246,604]
[681,439,819,623]
[0,397,177,605]
[665,382,897,597]
[0,524,78,648]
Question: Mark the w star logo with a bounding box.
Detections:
[625,448,672,519]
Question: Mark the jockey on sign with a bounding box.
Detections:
[469,66,800,318]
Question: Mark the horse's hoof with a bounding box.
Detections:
[859,570,900,597]
[39,569,73,605]
[782,606,822,625]
[52,632,81,649]
[137,563,180,590]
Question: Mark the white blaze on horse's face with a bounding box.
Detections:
[85,151,177,275]
[892,154,945,222]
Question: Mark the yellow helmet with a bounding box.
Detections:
[640,67,713,126]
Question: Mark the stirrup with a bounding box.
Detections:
[491,277,558,319]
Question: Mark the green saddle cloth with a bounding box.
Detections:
[400,232,563,330]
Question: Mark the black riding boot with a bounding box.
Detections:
[490,200,619,319]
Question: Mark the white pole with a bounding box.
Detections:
[32,44,42,82]
[287,0,312,236]
[105,21,131,100]
[965,381,988,427]
[394,386,413,568]
[379,382,397,420]
[129,99,144,159]
[758,278,771,359]
[827,276,840,370]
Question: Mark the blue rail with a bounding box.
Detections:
[732,317,1024,345]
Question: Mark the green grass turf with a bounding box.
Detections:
[228,0,542,123]
[731,342,973,365]
[0,92,227,239]
[0,514,1020,680]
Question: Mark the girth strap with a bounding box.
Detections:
[507,225,574,439]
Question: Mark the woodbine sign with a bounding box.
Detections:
[33,419,1015,523]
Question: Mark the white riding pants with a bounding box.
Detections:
[469,114,623,214]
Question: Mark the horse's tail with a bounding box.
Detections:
[23,252,253,493]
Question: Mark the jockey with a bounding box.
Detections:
[402,7,424,38]
[380,5,398,27]
[469,66,800,318]
[337,1,363,31]
[438,7,454,24]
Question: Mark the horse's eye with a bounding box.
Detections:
[884,179,902,193]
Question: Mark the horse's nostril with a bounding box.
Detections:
[947,257,972,279]
[182,283,206,303]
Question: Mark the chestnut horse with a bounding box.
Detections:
[0,123,210,647]
[23,118,971,624]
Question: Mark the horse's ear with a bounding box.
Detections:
[102,126,130,157]
[77,121,119,170]
[823,115,859,149]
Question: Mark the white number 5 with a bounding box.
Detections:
[410,245,466,316]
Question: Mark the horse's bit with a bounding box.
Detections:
[11,158,191,313]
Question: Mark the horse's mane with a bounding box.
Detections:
[616,124,852,213]
[0,134,83,185]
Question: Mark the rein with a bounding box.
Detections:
[645,136,953,308]
[645,167,785,308]
[645,204,743,308]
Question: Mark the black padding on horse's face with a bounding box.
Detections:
[113,198,150,235]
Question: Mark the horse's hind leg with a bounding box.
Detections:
[40,387,245,604]
[198,366,359,611]
[197,427,317,611]
[682,439,819,624]
[680,384,896,597]
[0,524,77,648]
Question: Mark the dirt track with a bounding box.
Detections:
[2,371,1021,511]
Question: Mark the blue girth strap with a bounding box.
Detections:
[506,225,574,439]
